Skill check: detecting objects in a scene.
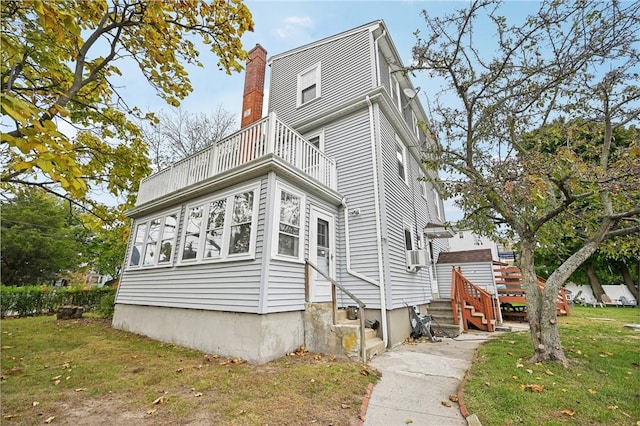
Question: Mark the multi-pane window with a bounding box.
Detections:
[298,63,321,106]
[396,136,407,183]
[273,183,305,261]
[129,212,180,268]
[180,184,259,263]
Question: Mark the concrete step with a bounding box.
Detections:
[365,337,385,360]
[430,322,461,338]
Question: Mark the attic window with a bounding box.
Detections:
[298,63,321,106]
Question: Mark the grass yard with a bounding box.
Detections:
[463,306,640,426]
[1,315,378,425]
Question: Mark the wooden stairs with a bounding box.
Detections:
[451,267,498,332]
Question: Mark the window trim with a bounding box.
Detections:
[395,135,408,185]
[403,221,415,251]
[297,62,321,107]
[128,209,181,269]
[178,182,261,265]
[389,71,401,110]
[432,187,442,220]
[305,128,325,151]
[271,181,306,263]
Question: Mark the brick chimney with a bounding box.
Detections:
[241,44,267,128]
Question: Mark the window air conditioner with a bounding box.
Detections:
[406,249,430,271]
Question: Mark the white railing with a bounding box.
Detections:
[136,112,337,206]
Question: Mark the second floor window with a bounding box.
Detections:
[298,63,321,106]
[396,136,407,184]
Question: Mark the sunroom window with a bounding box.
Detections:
[274,184,305,261]
[129,212,180,268]
[179,183,260,263]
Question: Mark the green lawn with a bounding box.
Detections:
[1,315,377,425]
[463,306,640,425]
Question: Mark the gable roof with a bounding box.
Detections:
[437,249,493,264]
[268,20,383,64]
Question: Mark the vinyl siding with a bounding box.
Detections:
[436,261,496,299]
[116,177,268,313]
[269,30,374,126]
[320,109,383,308]
[264,178,340,312]
[377,110,435,309]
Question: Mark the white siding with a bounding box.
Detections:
[436,261,496,300]
[116,177,268,313]
[269,30,373,126]
[378,110,434,309]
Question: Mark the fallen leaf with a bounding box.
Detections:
[525,384,545,393]
[526,369,533,374]
[449,394,459,402]
[561,388,568,393]
[32,401,39,407]
[176,368,183,373]
[44,416,55,424]
[512,375,519,380]
[507,352,513,356]
[360,369,370,376]
[152,396,165,405]
[51,375,62,380]
[441,400,452,407]
[53,380,61,386]
[194,392,203,397]
[1,346,13,350]
[405,420,414,424]
[608,405,618,410]
[516,363,524,368]
[545,370,554,376]
[484,382,490,387]
[340,404,351,409]
[146,409,157,415]
[314,355,322,360]
[561,409,576,416]
[588,389,597,394]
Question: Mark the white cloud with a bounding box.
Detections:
[274,15,314,40]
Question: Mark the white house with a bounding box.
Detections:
[112,21,449,363]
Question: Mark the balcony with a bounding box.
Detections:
[136,112,338,206]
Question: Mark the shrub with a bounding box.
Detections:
[0,286,117,318]
[97,292,116,319]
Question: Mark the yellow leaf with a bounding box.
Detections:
[441,400,452,407]
[588,389,597,394]
[561,409,576,416]
[44,416,55,423]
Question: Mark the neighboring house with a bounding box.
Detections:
[112,21,449,363]
[447,227,516,264]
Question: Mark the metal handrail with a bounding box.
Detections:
[304,259,367,361]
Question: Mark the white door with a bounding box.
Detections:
[309,208,335,302]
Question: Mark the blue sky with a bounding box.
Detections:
[111,1,540,219]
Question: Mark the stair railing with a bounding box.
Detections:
[451,267,497,332]
[305,259,367,361]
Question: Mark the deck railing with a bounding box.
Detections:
[451,267,498,332]
[136,112,337,206]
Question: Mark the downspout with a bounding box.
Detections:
[366,95,388,348]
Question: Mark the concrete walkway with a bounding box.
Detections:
[363,331,492,426]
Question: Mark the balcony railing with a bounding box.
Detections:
[136,112,338,206]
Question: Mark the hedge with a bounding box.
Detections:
[0,286,117,318]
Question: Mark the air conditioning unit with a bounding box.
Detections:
[406,249,430,271]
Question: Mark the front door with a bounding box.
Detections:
[309,207,335,302]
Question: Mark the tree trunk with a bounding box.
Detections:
[586,261,605,302]
[521,238,568,367]
[618,260,639,303]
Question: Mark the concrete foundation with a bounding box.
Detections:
[112,304,304,364]
[385,304,430,348]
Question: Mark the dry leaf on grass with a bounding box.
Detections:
[32,401,39,407]
[152,396,165,405]
[588,389,597,394]
[146,409,157,415]
[44,416,55,423]
[561,409,576,416]
[340,404,351,409]
[545,370,554,376]
[524,384,545,393]
[74,388,87,392]
[194,392,203,397]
